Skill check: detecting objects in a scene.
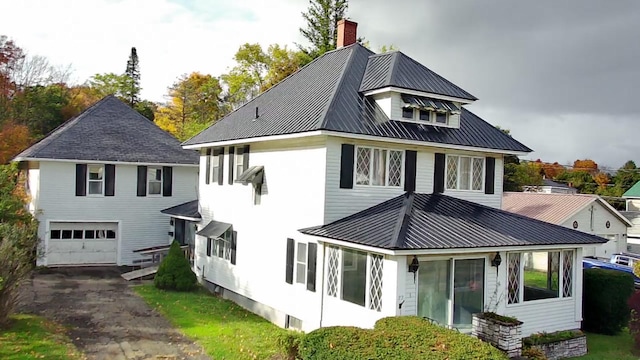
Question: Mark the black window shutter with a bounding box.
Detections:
[218,148,225,185]
[205,148,211,185]
[404,150,417,192]
[339,144,355,189]
[228,146,235,185]
[75,164,87,196]
[285,238,294,284]
[105,164,115,196]
[206,238,212,256]
[306,243,317,292]
[433,153,446,193]
[231,231,238,265]
[162,166,173,196]
[137,165,147,197]
[243,145,250,172]
[485,157,496,194]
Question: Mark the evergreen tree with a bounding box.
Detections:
[124,47,140,107]
[299,0,349,59]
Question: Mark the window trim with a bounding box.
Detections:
[209,229,234,264]
[87,164,104,196]
[147,167,163,196]
[445,154,485,192]
[400,107,449,126]
[506,249,575,307]
[354,146,404,188]
[325,246,384,312]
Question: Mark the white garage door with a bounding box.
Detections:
[595,234,618,259]
[47,222,118,265]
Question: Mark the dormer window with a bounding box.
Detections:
[435,112,448,124]
[402,107,414,119]
[419,110,430,121]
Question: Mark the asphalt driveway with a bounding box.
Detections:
[19,267,210,360]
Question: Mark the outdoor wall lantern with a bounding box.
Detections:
[408,255,420,282]
[491,252,502,275]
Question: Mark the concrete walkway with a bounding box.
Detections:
[19,267,210,360]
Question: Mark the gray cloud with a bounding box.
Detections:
[350,0,640,167]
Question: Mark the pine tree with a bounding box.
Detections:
[299,0,349,59]
[124,47,140,107]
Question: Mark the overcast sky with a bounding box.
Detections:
[2,0,639,169]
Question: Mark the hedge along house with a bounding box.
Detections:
[13,96,199,266]
[182,20,606,336]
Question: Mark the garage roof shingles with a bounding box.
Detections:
[15,96,199,165]
[300,193,606,250]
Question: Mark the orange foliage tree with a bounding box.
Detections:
[594,171,610,190]
[573,159,598,174]
[0,122,30,164]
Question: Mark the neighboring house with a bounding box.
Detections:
[523,178,577,194]
[503,192,631,258]
[622,181,640,253]
[13,96,199,266]
[182,20,606,336]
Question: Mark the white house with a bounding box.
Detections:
[622,181,640,253]
[14,96,199,266]
[182,20,606,336]
[503,192,631,258]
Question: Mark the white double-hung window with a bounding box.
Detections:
[148,167,162,195]
[87,165,104,195]
[446,155,484,191]
[355,146,403,187]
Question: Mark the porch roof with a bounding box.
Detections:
[299,193,607,250]
[160,200,201,221]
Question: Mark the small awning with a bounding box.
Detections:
[401,95,460,113]
[196,220,232,238]
[235,166,264,185]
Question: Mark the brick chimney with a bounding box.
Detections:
[337,19,358,48]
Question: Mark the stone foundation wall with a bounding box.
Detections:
[530,335,587,360]
[472,314,522,358]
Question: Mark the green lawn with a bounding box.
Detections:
[0,314,83,360]
[134,284,288,360]
[574,331,637,360]
[524,269,559,290]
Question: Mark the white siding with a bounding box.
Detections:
[562,202,628,258]
[627,199,640,211]
[26,162,40,214]
[33,161,198,266]
[373,94,392,118]
[444,154,503,209]
[196,138,327,332]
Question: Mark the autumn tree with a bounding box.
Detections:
[0,122,30,164]
[88,72,154,121]
[573,159,598,174]
[262,44,306,91]
[124,47,140,107]
[0,36,25,122]
[155,72,225,141]
[299,0,349,59]
[504,161,543,192]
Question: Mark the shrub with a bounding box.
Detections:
[628,291,640,349]
[583,268,634,334]
[276,330,303,360]
[475,311,521,325]
[521,347,547,360]
[523,330,583,346]
[154,241,196,291]
[298,317,507,360]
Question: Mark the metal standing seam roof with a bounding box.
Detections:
[502,192,632,226]
[300,192,607,250]
[183,44,530,154]
[401,94,461,112]
[623,181,640,198]
[197,220,232,238]
[160,200,201,220]
[14,96,199,165]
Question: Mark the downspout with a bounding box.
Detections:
[319,242,326,328]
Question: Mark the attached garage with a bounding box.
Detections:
[47,222,118,265]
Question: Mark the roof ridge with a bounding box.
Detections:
[387,52,399,86]
[317,45,359,129]
[390,192,415,248]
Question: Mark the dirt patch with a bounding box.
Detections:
[19,267,210,360]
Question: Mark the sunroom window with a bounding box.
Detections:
[507,250,574,304]
[355,146,403,187]
[326,246,384,311]
[446,155,484,191]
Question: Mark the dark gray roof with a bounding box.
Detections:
[197,220,232,238]
[401,95,460,112]
[359,52,477,100]
[300,193,606,250]
[160,200,201,220]
[183,44,530,153]
[543,179,572,188]
[15,96,199,165]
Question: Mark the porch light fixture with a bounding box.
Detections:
[408,256,420,282]
[491,252,502,268]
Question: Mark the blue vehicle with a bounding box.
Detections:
[583,257,640,288]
